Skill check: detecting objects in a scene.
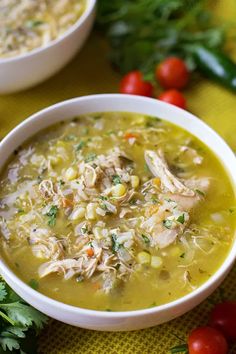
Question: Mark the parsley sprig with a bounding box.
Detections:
[0,280,47,353]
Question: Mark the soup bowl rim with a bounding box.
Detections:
[0,94,235,326]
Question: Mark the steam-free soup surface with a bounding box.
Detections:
[0,113,235,311]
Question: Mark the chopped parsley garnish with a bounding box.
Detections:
[46,205,58,227]
[28,279,39,290]
[111,234,120,253]
[177,214,185,224]
[141,234,150,245]
[112,174,121,185]
[180,253,185,258]
[26,19,44,28]
[76,141,86,152]
[85,153,97,162]
[17,208,25,214]
[151,195,159,204]
[195,189,205,196]
[99,195,108,201]
[129,199,137,205]
[59,179,65,186]
[64,134,77,141]
[81,225,88,234]
[229,208,235,213]
[163,219,173,229]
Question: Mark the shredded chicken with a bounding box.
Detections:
[145,150,195,196]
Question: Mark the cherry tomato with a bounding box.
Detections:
[119,71,153,97]
[209,301,236,341]
[158,89,186,109]
[188,326,228,354]
[156,57,189,89]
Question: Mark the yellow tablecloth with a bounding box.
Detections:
[1,1,236,353]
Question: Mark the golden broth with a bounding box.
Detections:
[0,112,235,311]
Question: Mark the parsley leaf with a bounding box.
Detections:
[0,282,7,301]
[177,214,185,224]
[76,141,86,152]
[46,205,58,227]
[141,234,150,245]
[111,234,120,253]
[163,219,173,229]
[112,175,121,185]
[85,153,97,163]
[195,189,205,196]
[28,279,39,290]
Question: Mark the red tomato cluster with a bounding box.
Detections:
[187,301,236,354]
[119,57,189,109]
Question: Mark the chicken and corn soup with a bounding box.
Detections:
[0,113,235,311]
[0,0,87,58]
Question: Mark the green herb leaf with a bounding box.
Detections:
[141,234,150,245]
[177,214,185,224]
[0,279,47,353]
[180,253,185,259]
[0,282,7,302]
[111,234,120,253]
[85,153,97,163]
[170,344,188,353]
[46,205,58,227]
[195,189,205,196]
[64,134,77,141]
[112,175,122,185]
[76,141,86,152]
[26,20,44,28]
[28,279,39,291]
[163,219,173,229]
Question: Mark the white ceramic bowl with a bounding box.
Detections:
[0,0,96,94]
[0,94,236,331]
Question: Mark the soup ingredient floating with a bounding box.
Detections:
[0,278,47,353]
[0,113,235,311]
[0,0,86,58]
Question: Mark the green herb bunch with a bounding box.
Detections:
[97,0,236,91]
[0,280,47,353]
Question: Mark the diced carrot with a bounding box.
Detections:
[61,198,74,208]
[92,282,101,290]
[86,248,94,257]
[124,132,139,140]
[152,177,161,187]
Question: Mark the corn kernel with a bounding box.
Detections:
[130,175,140,189]
[151,256,163,269]
[137,251,151,265]
[152,177,161,187]
[86,203,98,220]
[111,184,126,197]
[70,207,85,221]
[65,167,77,181]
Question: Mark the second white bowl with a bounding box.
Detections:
[0,0,96,95]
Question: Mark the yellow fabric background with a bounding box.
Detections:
[0,1,236,353]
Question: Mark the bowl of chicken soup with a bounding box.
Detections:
[0,94,235,331]
[0,0,96,94]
